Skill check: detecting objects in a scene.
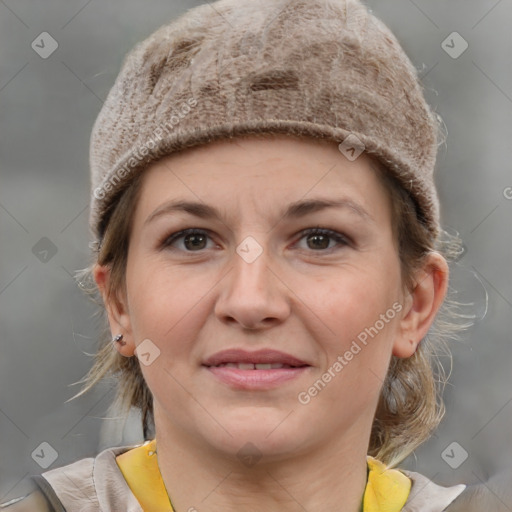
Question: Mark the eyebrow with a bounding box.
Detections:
[144,197,375,227]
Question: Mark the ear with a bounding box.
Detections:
[93,263,135,357]
[392,251,449,358]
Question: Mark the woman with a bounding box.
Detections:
[3,0,490,510]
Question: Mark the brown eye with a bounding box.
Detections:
[306,233,330,250]
[183,232,208,250]
[297,228,350,252]
[161,228,213,251]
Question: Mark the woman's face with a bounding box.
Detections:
[100,135,438,460]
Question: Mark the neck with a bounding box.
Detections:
[154,410,369,512]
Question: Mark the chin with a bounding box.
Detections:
[201,412,311,460]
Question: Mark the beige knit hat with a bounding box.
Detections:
[89,0,443,243]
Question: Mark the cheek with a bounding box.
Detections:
[127,264,214,394]
[322,271,397,335]
[126,258,213,353]
[314,262,401,376]
[307,284,398,414]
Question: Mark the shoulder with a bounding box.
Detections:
[442,468,512,512]
[0,475,65,512]
[402,467,512,511]
[401,470,466,512]
[0,490,54,512]
[1,444,144,512]
[41,444,143,511]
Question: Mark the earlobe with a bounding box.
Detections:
[93,263,136,357]
[392,252,449,359]
[392,337,420,358]
[112,333,135,358]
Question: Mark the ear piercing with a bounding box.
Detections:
[113,334,126,346]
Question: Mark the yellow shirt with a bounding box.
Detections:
[117,440,411,512]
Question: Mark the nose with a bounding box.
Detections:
[214,242,291,331]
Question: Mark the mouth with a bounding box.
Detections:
[202,348,309,368]
[211,362,302,370]
[202,349,311,390]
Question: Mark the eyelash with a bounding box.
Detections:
[160,227,351,253]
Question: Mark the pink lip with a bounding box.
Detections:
[202,349,310,390]
[202,348,309,367]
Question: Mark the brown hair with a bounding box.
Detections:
[73,142,471,466]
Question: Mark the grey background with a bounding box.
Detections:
[1,0,511,503]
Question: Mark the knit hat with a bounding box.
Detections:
[89,0,443,244]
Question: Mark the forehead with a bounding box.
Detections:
[133,134,392,226]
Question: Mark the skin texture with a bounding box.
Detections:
[94,134,449,512]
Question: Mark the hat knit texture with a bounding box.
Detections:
[89,0,443,243]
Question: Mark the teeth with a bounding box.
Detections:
[214,363,292,369]
[256,363,288,369]
[255,363,272,370]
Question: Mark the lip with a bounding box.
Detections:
[202,349,311,390]
[203,349,309,367]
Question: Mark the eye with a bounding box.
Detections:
[161,228,215,251]
[159,227,350,253]
[296,227,350,252]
